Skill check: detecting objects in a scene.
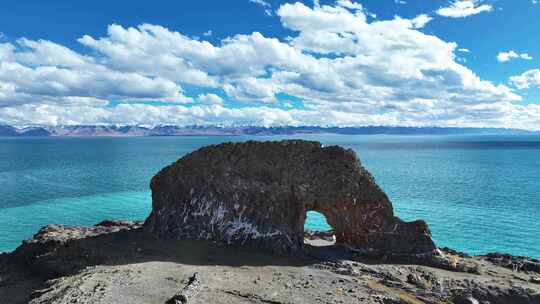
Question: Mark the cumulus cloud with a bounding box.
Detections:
[197,93,224,105]
[0,39,190,108]
[0,1,538,130]
[436,0,492,18]
[510,69,540,89]
[276,2,518,106]
[497,50,533,62]
[336,0,363,10]
[78,24,218,88]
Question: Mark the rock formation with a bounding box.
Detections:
[3,141,539,303]
[144,140,436,256]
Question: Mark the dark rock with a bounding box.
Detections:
[304,230,335,242]
[95,220,142,228]
[454,294,480,304]
[11,220,143,278]
[144,140,436,256]
[483,253,540,274]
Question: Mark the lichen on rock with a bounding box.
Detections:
[144,140,436,256]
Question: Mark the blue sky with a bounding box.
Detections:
[1,0,540,129]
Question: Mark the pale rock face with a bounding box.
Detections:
[144,140,436,256]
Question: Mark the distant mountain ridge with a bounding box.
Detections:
[0,124,537,137]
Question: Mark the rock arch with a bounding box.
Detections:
[144,140,436,256]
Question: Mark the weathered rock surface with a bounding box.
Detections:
[144,140,436,256]
[11,220,143,278]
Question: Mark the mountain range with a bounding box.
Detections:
[0,124,537,137]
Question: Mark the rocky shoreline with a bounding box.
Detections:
[2,140,539,303]
[0,220,539,304]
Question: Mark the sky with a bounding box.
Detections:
[1,0,540,129]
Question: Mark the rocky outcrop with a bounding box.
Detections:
[11,220,143,278]
[144,140,436,256]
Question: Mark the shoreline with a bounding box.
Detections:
[2,210,538,259]
[2,225,538,261]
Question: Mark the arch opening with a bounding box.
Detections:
[303,210,336,247]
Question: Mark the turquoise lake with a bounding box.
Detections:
[0,135,539,258]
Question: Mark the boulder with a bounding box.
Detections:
[144,140,436,256]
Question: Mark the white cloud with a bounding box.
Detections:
[0,1,538,130]
[249,0,270,7]
[249,0,273,15]
[497,50,533,62]
[197,93,224,105]
[202,30,212,37]
[458,48,470,53]
[0,39,190,107]
[276,2,518,108]
[2,102,539,130]
[510,69,540,89]
[436,0,492,18]
[411,14,433,29]
[336,0,363,10]
[78,24,218,88]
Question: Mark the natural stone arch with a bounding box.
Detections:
[144,140,436,256]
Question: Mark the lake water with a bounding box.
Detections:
[0,135,539,258]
